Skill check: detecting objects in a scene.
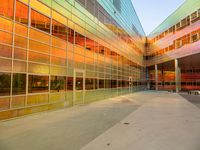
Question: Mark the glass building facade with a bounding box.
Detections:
[0,0,146,120]
[146,0,200,92]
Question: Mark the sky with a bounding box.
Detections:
[132,0,185,35]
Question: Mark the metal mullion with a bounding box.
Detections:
[10,0,17,109]
[25,0,31,107]
[49,3,53,104]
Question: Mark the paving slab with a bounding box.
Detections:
[81,92,200,150]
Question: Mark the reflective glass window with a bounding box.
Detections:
[99,79,104,88]
[67,77,73,91]
[15,0,28,25]
[29,40,50,54]
[75,32,85,47]
[76,77,83,90]
[85,78,94,90]
[0,30,13,45]
[52,19,67,41]
[0,44,12,58]
[29,51,50,64]
[28,75,49,93]
[12,73,26,95]
[105,79,111,88]
[14,35,27,48]
[14,47,27,60]
[13,60,26,72]
[0,0,14,19]
[0,73,11,96]
[111,80,117,88]
[29,28,50,44]
[0,17,13,32]
[15,23,28,36]
[86,38,94,51]
[31,9,50,33]
[68,28,74,44]
[50,76,66,92]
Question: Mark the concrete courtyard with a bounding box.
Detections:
[0,91,200,150]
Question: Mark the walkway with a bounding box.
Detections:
[0,91,200,150]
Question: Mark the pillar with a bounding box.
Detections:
[155,64,158,90]
[175,59,181,93]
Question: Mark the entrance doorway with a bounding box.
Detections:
[73,69,85,105]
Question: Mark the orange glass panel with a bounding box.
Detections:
[52,47,67,58]
[51,56,66,66]
[52,37,67,49]
[52,19,67,41]
[68,28,74,44]
[0,30,12,45]
[29,40,50,54]
[29,28,50,44]
[31,9,50,33]
[14,35,27,48]
[0,17,13,32]
[14,47,27,60]
[15,0,28,25]
[15,23,28,36]
[29,51,50,64]
[0,44,12,58]
[0,0,14,19]
[75,32,85,47]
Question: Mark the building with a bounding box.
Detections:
[0,0,146,120]
[1,0,200,120]
[146,0,200,92]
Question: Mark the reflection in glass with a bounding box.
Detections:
[28,75,49,93]
[52,19,67,41]
[68,28,74,44]
[76,77,83,90]
[86,38,94,51]
[67,77,73,91]
[111,80,117,88]
[85,78,94,90]
[15,1,28,25]
[0,0,14,19]
[31,9,50,33]
[0,73,11,96]
[99,79,104,88]
[50,76,66,92]
[12,73,26,95]
[75,32,85,47]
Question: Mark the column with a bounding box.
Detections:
[175,59,181,93]
[155,64,158,91]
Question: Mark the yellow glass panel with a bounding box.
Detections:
[12,96,26,108]
[68,19,74,29]
[30,0,51,16]
[52,10,67,26]
[13,60,26,72]
[27,94,49,106]
[19,0,28,4]
[28,62,49,74]
[51,66,66,76]
[75,24,85,35]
